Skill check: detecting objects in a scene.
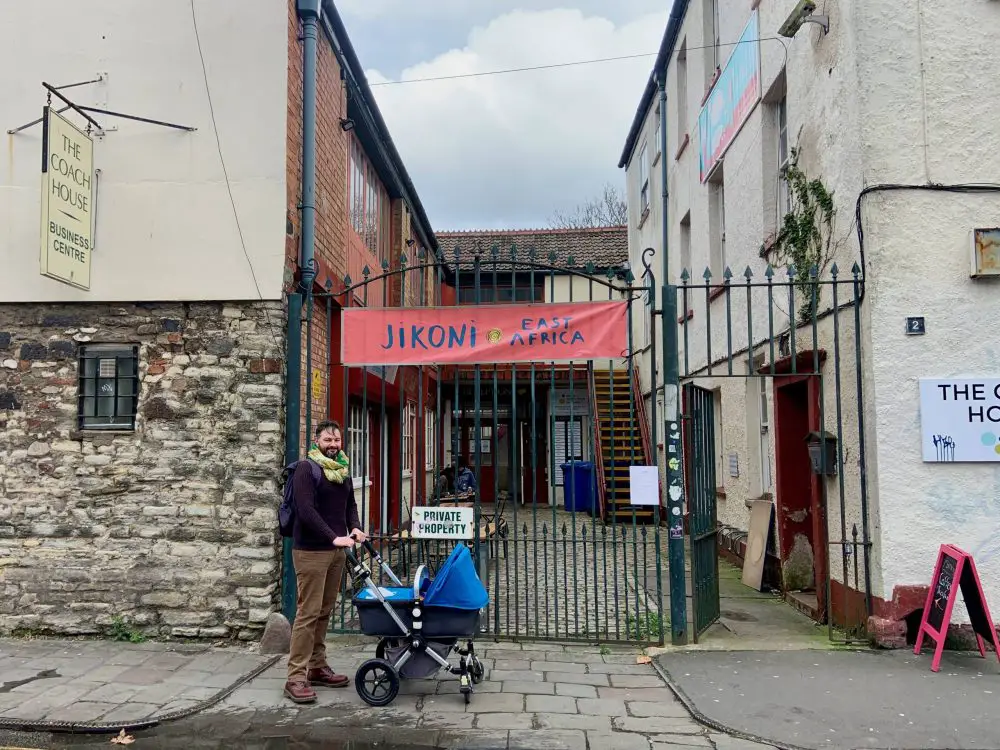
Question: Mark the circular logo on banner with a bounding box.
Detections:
[487,328,503,344]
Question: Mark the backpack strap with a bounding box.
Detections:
[306,458,323,487]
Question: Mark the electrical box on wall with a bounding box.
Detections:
[970,228,1000,278]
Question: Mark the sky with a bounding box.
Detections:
[337,1,669,232]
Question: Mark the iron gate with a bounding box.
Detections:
[682,383,720,640]
[675,262,873,644]
[295,245,667,645]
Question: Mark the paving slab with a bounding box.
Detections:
[659,648,1000,749]
[0,638,276,730]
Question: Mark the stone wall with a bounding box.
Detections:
[0,301,286,639]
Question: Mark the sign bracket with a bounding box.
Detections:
[8,81,196,135]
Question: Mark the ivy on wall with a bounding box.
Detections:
[762,147,837,323]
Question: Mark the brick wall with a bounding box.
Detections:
[285,0,348,455]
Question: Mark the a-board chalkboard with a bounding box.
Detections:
[914,545,1000,673]
[926,552,957,633]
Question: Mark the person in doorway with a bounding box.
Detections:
[284,420,367,705]
[454,457,477,495]
[433,465,454,503]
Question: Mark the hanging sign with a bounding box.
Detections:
[914,544,1000,672]
[410,506,475,540]
[919,378,1000,462]
[341,301,628,366]
[40,107,94,290]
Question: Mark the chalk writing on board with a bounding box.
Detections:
[928,553,958,633]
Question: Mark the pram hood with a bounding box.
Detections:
[423,544,489,611]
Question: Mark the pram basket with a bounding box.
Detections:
[346,539,489,707]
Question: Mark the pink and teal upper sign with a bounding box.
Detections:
[698,12,761,183]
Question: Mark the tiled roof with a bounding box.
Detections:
[434,226,629,273]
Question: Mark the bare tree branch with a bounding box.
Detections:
[548,183,628,229]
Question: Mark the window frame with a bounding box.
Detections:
[553,414,585,486]
[638,142,650,219]
[424,408,436,470]
[347,402,370,488]
[78,344,140,431]
[777,97,791,219]
[348,137,390,262]
[402,402,416,475]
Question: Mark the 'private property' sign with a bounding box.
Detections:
[410,507,475,540]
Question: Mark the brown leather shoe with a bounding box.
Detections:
[283,679,317,704]
[308,666,350,688]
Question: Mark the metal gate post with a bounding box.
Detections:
[658,74,688,645]
[282,292,303,622]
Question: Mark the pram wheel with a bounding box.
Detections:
[470,656,485,684]
[355,658,400,707]
[375,638,399,660]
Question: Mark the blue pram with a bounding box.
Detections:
[347,540,489,707]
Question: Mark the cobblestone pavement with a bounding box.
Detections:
[199,640,777,749]
[339,509,665,644]
[0,638,275,728]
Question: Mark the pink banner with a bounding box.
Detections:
[341,301,628,366]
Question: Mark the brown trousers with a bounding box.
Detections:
[287,548,347,682]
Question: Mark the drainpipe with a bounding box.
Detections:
[657,73,688,645]
[281,0,322,622]
[297,0,320,291]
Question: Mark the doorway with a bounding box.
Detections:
[773,375,828,620]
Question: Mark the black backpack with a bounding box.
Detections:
[278,459,322,537]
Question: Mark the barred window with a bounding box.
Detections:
[78,345,139,430]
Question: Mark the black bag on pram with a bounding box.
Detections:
[347,541,489,707]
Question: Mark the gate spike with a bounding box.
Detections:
[680,268,690,283]
[787,263,797,279]
[702,266,713,281]
[510,243,518,260]
[743,265,754,279]
[851,261,862,277]
[381,258,390,271]
[491,243,500,260]
[723,266,733,281]
[809,264,819,279]
[343,274,352,287]
[528,246,537,260]
[362,265,371,278]
[585,260,596,275]
[625,269,635,284]
[400,252,408,267]
[830,262,840,278]
[764,264,775,279]
[567,254,576,267]
[417,247,427,261]
[549,250,558,263]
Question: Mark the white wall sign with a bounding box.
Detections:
[628,465,660,506]
[40,107,94,290]
[920,378,1000,462]
[410,506,475,539]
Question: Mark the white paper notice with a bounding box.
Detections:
[629,466,660,506]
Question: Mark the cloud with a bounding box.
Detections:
[363,7,667,231]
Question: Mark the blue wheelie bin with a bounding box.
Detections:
[560,461,596,515]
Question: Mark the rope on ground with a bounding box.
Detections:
[0,654,281,735]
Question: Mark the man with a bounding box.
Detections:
[454,456,477,495]
[284,420,367,705]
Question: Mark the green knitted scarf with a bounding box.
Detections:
[307,447,350,484]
